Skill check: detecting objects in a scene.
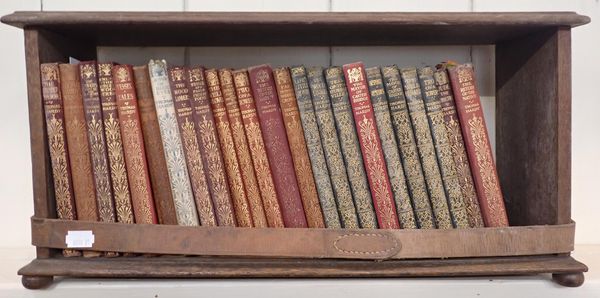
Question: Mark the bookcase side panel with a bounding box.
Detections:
[496,27,571,226]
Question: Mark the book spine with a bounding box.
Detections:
[220,68,267,228]
[133,65,178,225]
[434,68,484,228]
[400,67,453,229]
[232,69,285,228]
[248,64,308,228]
[146,60,198,226]
[447,63,509,227]
[98,62,135,224]
[366,66,417,229]
[206,68,252,227]
[187,67,236,226]
[169,66,217,226]
[343,62,400,229]
[59,64,99,223]
[79,61,117,224]
[418,66,470,228]
[307,66,359,229]
[381,65,435,229]
[273,67,325,228]
[290,66,341,228]
[113,64,158,224]
[324,67,378,229]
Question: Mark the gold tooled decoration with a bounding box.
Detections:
[47,115,75,220]
[87,114,116,222]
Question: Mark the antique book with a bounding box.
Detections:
[41,63,80,257]
[307,66,359,229]
[418,66,470,228]
[400,67,453,229]
[324,66,378,229]
[343,62,399,229]
[205,68,252,227]
[146,60,198,226]
[366,66,417,229]
[219,68,267,228]
[248,64,308,228]
[232,69,284,228]
[168,66,217,226]
[447,63,509,227]
[79,61,117,225]
[381,65,436,229]
[60,63,101,257]
[273,67,325,228]
[113,64,158,225]
[98,62,135,225]
[187,67,236,227]
[133,65,178,225]
[434,66,484,228]
[290,66,341,228]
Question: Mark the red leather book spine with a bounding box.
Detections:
[342,62,400,229]
[113,64,158,224]
[247,64,308,228]
[447,63,508,227]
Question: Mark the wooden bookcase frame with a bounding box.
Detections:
[0,11,590,289]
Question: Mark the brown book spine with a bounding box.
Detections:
[342,62,400,229]
[133,65,178,225]
[168,66,217,226]
[248,64,308,228]
[219,68,268,228]
[434,67,484,228]
[41,63,80,257]
[187,67,236,227]
[273,67,325,228]
[79,61,117,224]
[113,64,158,224]
[232,69,285,228]
[447,63,509,227]
[205,68,253,227]
[98,62,135,224]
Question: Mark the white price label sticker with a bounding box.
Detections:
[65,230,95,248]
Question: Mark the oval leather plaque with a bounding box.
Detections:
[333,232,401,259]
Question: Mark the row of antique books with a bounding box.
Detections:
[40,60,508,231]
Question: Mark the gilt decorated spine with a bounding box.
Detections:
[147,60,198,226]
[169,66,217,226]
[248,64,308,228]
[343,62,400,229]
[381,65,435,229]
[273,67,325,228]
[324,66,377,229]
[187,66,236,226]
[447,63,509,227]
[366,66,417,229]
[400,67,453,229]
[434,67,484,228]
[418,66,469,228]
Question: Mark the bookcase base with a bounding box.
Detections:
[18,254,587,289]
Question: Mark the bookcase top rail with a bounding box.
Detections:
[1,11,590,46]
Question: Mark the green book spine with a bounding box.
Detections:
[382,65,436,229]
[290,66,341,228]
[324,66,378,229]
[400,67,454,229]
[417,66,470,228]
[307,66,360,229]
[366,67,417,229]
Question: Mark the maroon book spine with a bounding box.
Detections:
[342,62,400,229]
[447,63,508,227]
[247,64,308,228]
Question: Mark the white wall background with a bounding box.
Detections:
[0,0,598,248]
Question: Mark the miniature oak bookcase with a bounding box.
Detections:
[0,11,590,289]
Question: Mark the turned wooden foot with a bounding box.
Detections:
[552,272,585,287]
[21,275,53,289]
